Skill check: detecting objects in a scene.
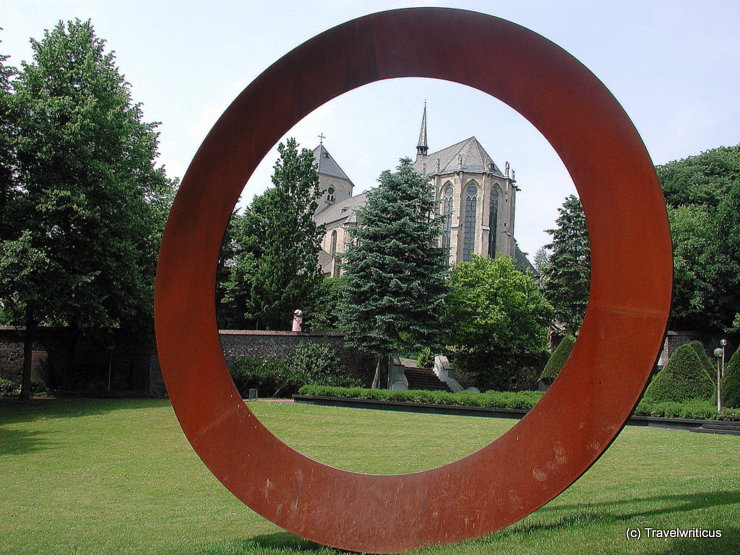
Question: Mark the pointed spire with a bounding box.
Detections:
[416,100,428,159]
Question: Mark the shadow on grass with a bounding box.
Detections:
[0,397,169,425]
[197,492,738,554]
[536,490,740,524]
[196,532,338,554]
[0,428,58,456]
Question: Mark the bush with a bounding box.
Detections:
[721,347,739,408]
[416,347,434,369]
[688,340,716,381]
[540,334,575,381]
[297,385,740,421]
[643,343,714,403]
[285,341,360,388]
[298,385,544,411]
[0,378,19,396]
[228,342,360,398]
[229,357,298,398]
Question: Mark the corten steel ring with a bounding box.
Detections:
[155,8,672,554]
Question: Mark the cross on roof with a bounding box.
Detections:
[318,132,326,144]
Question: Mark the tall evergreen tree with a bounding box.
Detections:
[540,195,590,334]
[339,158,448,387]
[223,138,323,330]
[0,20,175,398]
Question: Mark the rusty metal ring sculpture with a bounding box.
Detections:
[155,8,672,554]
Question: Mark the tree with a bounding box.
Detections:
[222,138,323,330]
[540,195,590,334]
[442,255,553,391]
[339,158,448,388]
[657,146,739,334]
[0,20,175,398]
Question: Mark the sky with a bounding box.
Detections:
[3,0,739,256]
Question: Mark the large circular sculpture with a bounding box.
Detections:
[155,8,672,553]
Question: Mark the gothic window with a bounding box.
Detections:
[488,188,499,257]
[442,184,453,251]
[327,187,336,203]
[463,183,478,262]
[330,230,337,256]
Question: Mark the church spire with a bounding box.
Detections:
[416,101,428,159]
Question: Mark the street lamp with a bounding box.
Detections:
[714,339,727,413]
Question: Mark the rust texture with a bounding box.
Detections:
[154,8,672,553]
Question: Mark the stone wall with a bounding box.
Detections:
[0,327,374,396]
[219,330,375,386]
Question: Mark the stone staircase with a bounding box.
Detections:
[404,367,452,392]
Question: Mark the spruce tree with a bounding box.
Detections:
[339,158,448,387]
[541,195,590,333]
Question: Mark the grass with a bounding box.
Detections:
[0,398,737,554]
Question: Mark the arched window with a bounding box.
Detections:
[330,230,337,256]
[442,184,453,251]
[463,183,478,262]
[488,188,499,257]
[327,187,335,203]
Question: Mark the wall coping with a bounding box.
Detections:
[218,330,344,337]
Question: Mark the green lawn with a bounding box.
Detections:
[0,398,737,554]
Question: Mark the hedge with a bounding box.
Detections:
[297,385,740,421]
[721,347,740,408]
[298,385,544,410]
[643,343,714,403]
[540,334,575,380]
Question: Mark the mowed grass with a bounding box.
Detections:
[0,399,737,554]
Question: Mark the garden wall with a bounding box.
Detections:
[0,327,374,396]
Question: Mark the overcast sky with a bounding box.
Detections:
[3,1,738,256]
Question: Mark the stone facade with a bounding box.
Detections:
[313,106,533,276]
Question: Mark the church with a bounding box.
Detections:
[313,105,533,277]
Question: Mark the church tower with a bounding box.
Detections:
[313,138,354,216]
[410,105,523,267]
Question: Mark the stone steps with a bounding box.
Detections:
[404,367,452,392]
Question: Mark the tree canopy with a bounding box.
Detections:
[442,255,553,391]
[339,158,448,387]
[658,146,739,335]
[0,20,176,397]
[222,138,324,330]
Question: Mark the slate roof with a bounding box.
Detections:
[412,137,504,178]
[313,144,351,181]
[314,192,369,226]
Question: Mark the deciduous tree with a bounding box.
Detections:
[0,20,175,398]
[442,255,553,391]
[222,139,323,330]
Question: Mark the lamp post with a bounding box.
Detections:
[713,339,727,413]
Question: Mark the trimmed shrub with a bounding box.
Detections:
[643,343,714,403]
[688,341,716,381]
[721,348,739,408]
[297,385,740,421]
[540,334,575,381]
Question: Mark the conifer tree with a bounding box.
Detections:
[541,195,590,333]
[339,158,448,387]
